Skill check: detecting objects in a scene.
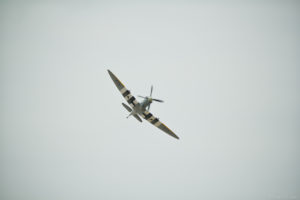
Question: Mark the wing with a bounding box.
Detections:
[108,70,140,108]
[140,110,179,139]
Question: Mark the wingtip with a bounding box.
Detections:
[107,69,113,77]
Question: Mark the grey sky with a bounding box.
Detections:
[1,1,299,200]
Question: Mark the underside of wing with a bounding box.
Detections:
[140,110,179,139]
[108,70,140,108]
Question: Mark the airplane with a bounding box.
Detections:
[107,69,179,139]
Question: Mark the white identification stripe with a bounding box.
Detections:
[125,94,132,100]
[120,87,127,94]
[142,111,150,119]
[133,100,139,105]
[154,121,161,127]
[144,110,150,115]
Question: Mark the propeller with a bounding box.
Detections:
[137,85,164,111]
[152,98,164,103]
[150,85,153,97]
[138,95,147,99]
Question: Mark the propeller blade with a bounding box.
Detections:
[138,95,146,98]
[147,104,151,111]
[152,98,164,103]
[150,85,153,97]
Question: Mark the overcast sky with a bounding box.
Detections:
[1,1,299,200]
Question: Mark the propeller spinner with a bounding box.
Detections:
[138,85,164,110]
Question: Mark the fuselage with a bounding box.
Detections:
[140,97,152,108]
[133,97,152,115]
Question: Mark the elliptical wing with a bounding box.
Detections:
[108,70,140,108]
[140,110,179,139]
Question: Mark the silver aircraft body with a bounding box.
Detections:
[108,70,179,139]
